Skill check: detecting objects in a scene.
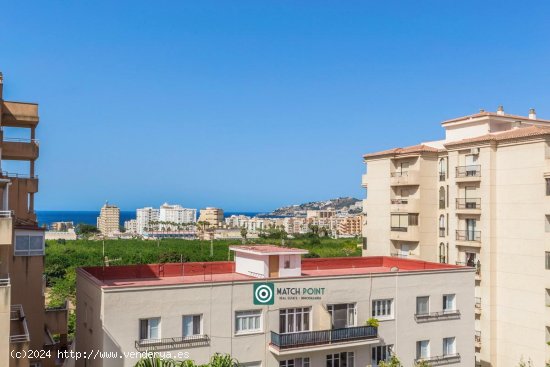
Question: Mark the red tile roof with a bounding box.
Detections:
[363,144,441,159]
[444,125,550,147]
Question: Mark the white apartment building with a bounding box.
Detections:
[76,245,474,367]
[124,219,138,234]
[362,107,550,367]
[159,202,197,226]
[97,203,120,236]
[136,207,160,234]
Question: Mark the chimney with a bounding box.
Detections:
[529,108,537,120]
[497,105,505,115]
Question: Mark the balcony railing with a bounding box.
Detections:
[439,228,445,237]
[391,198,408,205]
[439,173,446,181]
[475,297,481,309]
[10,304,30,344]
[414,310,461,322]
[456,165,481,178]
[456,230,481,242]
[1,171,38,179]
[456,198,481,209]
[415,354,461,366]
[390,252,409,258]
[0,210,13,218]
[270,326,377,350]
[390,171,408,177]
[135,334,210,351]
[390,226,407,232]
[0,273,10,286]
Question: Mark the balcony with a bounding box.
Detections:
[456,230,481,247]
[45,301,69,336]
[1,101,39,128]
[456,198,481,214]
[10,304,30,344]
[455,165,481,182]
[390,198,420,213]
[414,310,461,322]
[390,170,420,186]
[361,174,368,188]
[415,354,461,366]
[135,334,210,352]
[269,326,378,355]
[439,227,446,237]
[475,297,482,315]
[475,331,481,349]
[2,138,39,161]
[390,225,419,242]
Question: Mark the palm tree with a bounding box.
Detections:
[240,227,248,244]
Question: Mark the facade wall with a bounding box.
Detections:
[76,269,474,367]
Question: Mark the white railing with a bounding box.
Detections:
[0,274,10,286]
[0,210,13,218]
[10,304,30,343]
[248,271,266,278]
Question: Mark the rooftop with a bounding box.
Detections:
[230,245,309,255]
[78,256,468,289]
[444,124,550,147]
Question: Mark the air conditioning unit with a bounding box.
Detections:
[470,148,480,155]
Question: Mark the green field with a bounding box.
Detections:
[45,237,361,307]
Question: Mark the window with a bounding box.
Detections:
[280,358,310,367]
[390,214,408,230]
[139,318,160,340]
[235,310,262,334]
[439,215,445,237]
[14,234,45,256]
[546,252,550,270]
[439,187,446,209]
[546,216,550,233]
[372,345,393,366]
[328,304,355,328]
[443,294,456,312]
[372,299,393,319]
[416,296,429,316]
[280,308,311,333]
[439,158,446,181]
[439,243,446,263]
[546,289,550,306]
[416,340,430,359]
[408,213,419,226]
[182,315,201,337]
[546,178,550,196]
[283,255,291,269]
[443,337,456,355]
[326,352,354,367]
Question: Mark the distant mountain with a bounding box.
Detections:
[262,197,362,217]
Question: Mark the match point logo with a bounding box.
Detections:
[253,283,275,305]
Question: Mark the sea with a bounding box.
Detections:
[36,211,262,227]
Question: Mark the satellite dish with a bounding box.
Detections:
[390,267,399,272]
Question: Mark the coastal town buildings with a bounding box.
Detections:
[198,207,224,227]
[124,219,138,234]
[76,245,474,367]
[136,207,160,234]
[0,72,68,367]
[96,203,120,236]
[50,221,74,232]
[362,107,550,366]
[158,203,196,227]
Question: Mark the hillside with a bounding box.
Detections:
[263,197,362,217]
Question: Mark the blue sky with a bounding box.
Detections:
[1,1,549,211]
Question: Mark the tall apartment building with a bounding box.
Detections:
[76,245,474,367]
[337,215,362,237]
[97,203,120,236]
[136,207,160,234]
[123,219,138,234]
[362,107,550,367]
[0,73,68,367]
[158,202,196,226]
[198,207,224,227]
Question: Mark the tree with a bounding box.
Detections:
[75,223,99,236]
[134,353,239,367]
[240,227,248,244]
[378,355,402,367]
